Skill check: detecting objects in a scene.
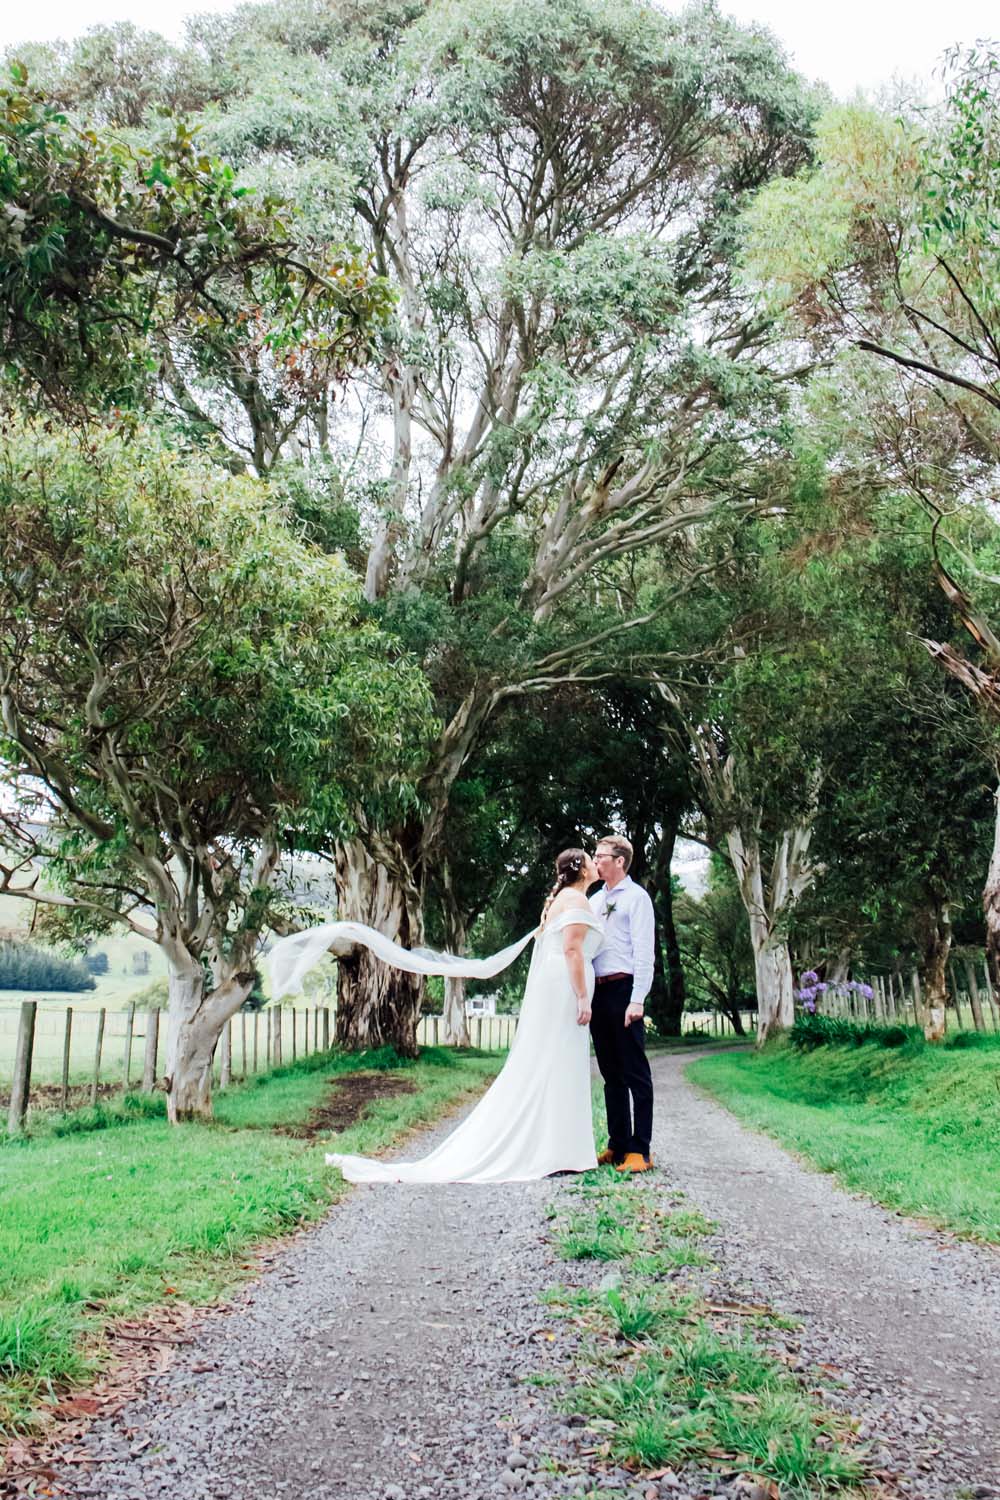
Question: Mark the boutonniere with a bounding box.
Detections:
[604,902,617,918]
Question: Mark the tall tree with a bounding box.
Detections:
[151,0,820,1047]
[0,427,431,1119]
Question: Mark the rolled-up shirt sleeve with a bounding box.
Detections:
[629,889,656,1007]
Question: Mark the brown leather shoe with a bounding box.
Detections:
[596,1148,619,1166]
[614,1152,654,1173]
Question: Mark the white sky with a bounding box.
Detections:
[0,0,995,100]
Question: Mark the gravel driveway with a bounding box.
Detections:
[30,1050,1000,1500]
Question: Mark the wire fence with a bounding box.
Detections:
[0,1001,519,1132]
[6,961,995,1132]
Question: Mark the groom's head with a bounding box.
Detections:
[594,835,632,888]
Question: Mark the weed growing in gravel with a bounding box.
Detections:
[604,1288,659,1340]
[539,1174,867,1495]
[557,1217,641,1261]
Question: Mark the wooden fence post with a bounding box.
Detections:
[273,1007,282,1066]
[220,1019,232,1089]
[60,1006,73,1111]
[241,1013,248,1079]
[910,970,921,1026]
[122,1004,136,1091]
[253,1011,260,1073]
[322,1007,330,1050]
[7,1000,37,1135]
[142,1008,159,1092]
[984,961,1000,1033]
[90,1007,106,1106]
[290,1007,297,1063]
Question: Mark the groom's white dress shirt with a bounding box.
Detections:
[589,875,655,1009]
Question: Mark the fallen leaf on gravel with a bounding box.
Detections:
[52,1399,102,1418]
[706,1302,772,1317]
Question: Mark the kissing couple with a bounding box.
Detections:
[268,835,655,1183]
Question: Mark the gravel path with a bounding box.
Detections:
[668,1053,1000,1500]
[34,1051,1000,1500]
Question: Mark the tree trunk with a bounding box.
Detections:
[826,944,853,985]
[648,821,686,1036]
[438,861,471,1046]
[749,924,796,1043]
[963,957,986,1032]
[983,780,1000,1013]
[442,974,469,1047]
[721,1000,747,1036]
[163,953,255,1123]
[163,958,219,1122]
[725,811,813,1047]
[916,897,951,1042]
[334,836,424,1055]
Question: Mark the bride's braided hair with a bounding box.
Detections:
[541,848,588,925]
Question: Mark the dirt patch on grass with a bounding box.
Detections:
[278,1071,418,1138]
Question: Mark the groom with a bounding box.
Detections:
[589,835,655,1173]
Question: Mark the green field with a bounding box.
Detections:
[0,1044,503,1435]
[688,1037,1000,1243]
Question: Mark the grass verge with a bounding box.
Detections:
[687,1038,1000,1242]
[540,1174,865,1496]
[0,1045,501,1437]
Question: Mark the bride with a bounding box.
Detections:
[267,849,603,1183]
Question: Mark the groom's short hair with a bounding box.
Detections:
[598,834,633,872]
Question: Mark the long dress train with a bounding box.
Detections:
[266,908,603,1183]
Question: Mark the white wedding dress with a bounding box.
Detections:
[267,907,603,1183]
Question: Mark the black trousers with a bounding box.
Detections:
[589,976,654,1158]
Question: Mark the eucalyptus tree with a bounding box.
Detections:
[739,55,1000,999]
[0,427,431,1120]
[0,63,392,436]
[141,0,819,1047]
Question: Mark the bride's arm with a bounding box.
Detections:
[562,924,592,1026]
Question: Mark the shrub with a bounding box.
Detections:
[0,941,96,992]
[944,1030,1000,1051]
[789,1013,921,1050]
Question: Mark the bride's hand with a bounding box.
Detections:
[576,1001,592,1026]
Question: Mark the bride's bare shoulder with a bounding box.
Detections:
[544,892,591,924]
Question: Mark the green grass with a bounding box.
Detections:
[688,1038,1000,1242]
[0,1045,501,1436]
[542,1176,865,1494]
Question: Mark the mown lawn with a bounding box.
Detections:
[688,1037,1000,1243]
[0,1045,501,1435]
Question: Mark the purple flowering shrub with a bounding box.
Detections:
[794,970,874,1014]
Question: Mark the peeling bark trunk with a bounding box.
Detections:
[164,960,213,1122]
[334,836,424,1055]
[916,897,951,1042]
[163,954,255,1121]
[725,805,815,1046]
[436,858,471,1046]
[439,899,470,1048]
[749,921,796,1043]
[442,974,469,1046]
[983,781,1000,1012]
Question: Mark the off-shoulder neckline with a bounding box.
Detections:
[540,904,600,933]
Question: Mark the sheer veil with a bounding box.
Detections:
[267,920,537,1001]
